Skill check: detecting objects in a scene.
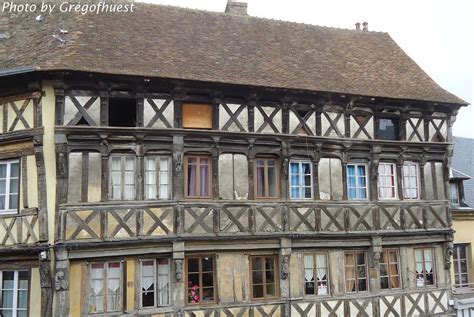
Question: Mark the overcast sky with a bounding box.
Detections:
[143,0,473,138]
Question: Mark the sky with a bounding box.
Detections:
[142,0,473,138]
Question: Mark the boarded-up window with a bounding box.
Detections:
[67,152,102,203]
[424,162,445,200]
[318,158,343,200]
[182,103,212,129]
[218,154,248,200]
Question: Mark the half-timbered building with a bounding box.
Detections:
[0,1,469,316]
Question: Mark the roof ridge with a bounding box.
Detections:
[136,2,388,35]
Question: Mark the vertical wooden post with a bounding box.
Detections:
[248,140,255,200]
[99,90,109,126]
[136,92,144,127]
[54,87,65,126]
[313,143,321,200]
[100,137,109,202]
[173,136,184,200]
[137,140,144,200]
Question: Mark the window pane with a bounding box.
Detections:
[257,165,265,197]
[188,259,199,273]
[0,164,6,178]
[187,163,197,197]
[252,271,263,284]
[17,290,28,309]
[10,163,19,177]
[268,165,277,197]
[0,179,6,195]
[266,283,276,296]
[200,163,209,197]
[202,257,213,272]
[253,284,264,298]
[18,271,28,289]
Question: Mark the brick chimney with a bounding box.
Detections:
[362,21,368,31]
[355,22,361,31]
[225,0,248,15]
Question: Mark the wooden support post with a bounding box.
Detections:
[313,143,321,200]
[54,87,65,126]
[173,136,184,200]
[248,140,255,200]
[280,140,290,201]
[39,256,53,317]
[173,241,185,308]
[248,99,255,133]
[400,114,407,141]
[136,92,144,127]
[419,157,426,200]
[81,152,89,202]
[54,247,70,317]
[100,137,109,202]
[137,140,144,200]
[423,114,431,142]
[34,135,49,242]
[282,99,290,135]
[315,107,323,136]
[212,141,219,200]
[344,112,351,138]
[99,90,108,126]
[396,161,404,200]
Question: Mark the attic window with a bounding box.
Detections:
[108,98,137,127]
[378,118,399,140]
[182,103,212,129]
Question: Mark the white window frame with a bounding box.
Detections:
[402,161,420,199]
[144,156,172,200]
[378,163,398,200]
[0,270,29,317]
[0,159,20,214]
[139,258,171,308]
[346,163,369,200]
[109,155,136,200]
[289,160,313,200]
[88,261,123,314]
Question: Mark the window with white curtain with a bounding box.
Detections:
[0,270,29,317]
[402,162,419,199]
[145,156,171,200]
[415,249,435,287]
[140,259,171,308]
[289,160,312,199]
[110,156,136,200]
[304,253,329,296]
[378,163,397,199]
[0,159,20,214]
[88,262,122,313]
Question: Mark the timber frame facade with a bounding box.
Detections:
[0,71,462,317]
[0,3,469,317]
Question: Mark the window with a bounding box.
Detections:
[255,158,279,198]
[182,103,213,129]
[140,259,170,308]
[380,250,400,289]
[145,156,171,200]
[378,118,399,140]
[110,156,136,200]
[186,256,215,304]
[415,249,435,287]
[0,159,20,214]
[250,255,278,300]
[304,253,329,296]
[344,251,368,293]
[402,162,419,199]
[218,154,249,200]
[185,156,211,198]
[108,98,137,127]
[378,163,397,199]
[450,183,460,205]
[88,262,122,313]
[347,164,368,200]
[453,244,470,287]
[0,270,29,317]
[318,158,343,200]
[289,161,312,199]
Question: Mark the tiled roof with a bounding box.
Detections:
[0,3,467,104]
[452,137,474,208]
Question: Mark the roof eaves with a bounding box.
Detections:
[0,66,36,77]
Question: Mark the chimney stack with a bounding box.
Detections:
[362,21,368,31]
[355,22,361,31]
[225,0,248,16]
